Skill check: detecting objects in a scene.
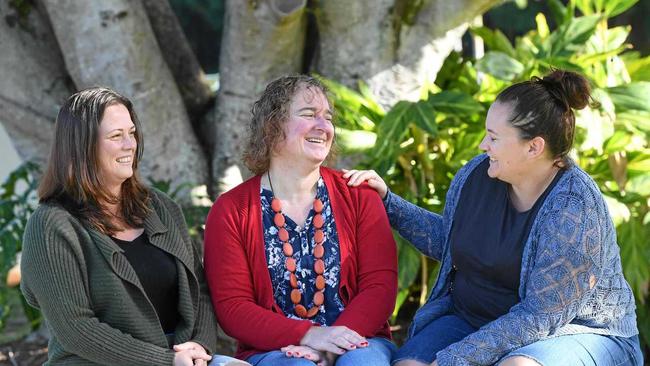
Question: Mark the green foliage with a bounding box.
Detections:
[0,162,41,332]
[329,0,650,349]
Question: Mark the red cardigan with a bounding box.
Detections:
[204,167,397,360]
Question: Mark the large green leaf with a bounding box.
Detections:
[406,100,437,135]
[603,130,632,153]
[607,82,650,112]
[617,111,650,135]
[396,235,421,290]
[603,0,639,17]
[476,52,524,81]
[618,218,650,302]
[626,174,650,197]
[470,27,516,57]
[626,152,650,175]
[623,52,650,82]
[549,15,600,57]
[427,91,485,116]
[547,0,570,26]
[373,101,412,159]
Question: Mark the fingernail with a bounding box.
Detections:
[360,341,368,346]
[287,352,293,356]
[296,352,301,356]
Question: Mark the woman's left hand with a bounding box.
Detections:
[173,342,209,366]
[281,345,334,366]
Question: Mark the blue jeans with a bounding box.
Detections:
[247,337,396,366]
[209,354,251,365]
[392,313,643,365]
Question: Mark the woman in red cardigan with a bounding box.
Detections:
[204,75,398,366]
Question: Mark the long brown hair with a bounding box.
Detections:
[39,87,150,235]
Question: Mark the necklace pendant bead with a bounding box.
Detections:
[271,198,282,213]
[307,306,319,318]
[313,214,324,229]
[313,199,324,213]
[314,229,324,243]
[283,242,293,256]
[313,291,324,306]
[291,289,302,304]
[314,244,324,259]
[295,304,308,318]
[315,275,325,290]
[314,259,325,274]
[286,257,297,272]
[290,273,298,288]
[278,227,289,242]
[274,213,285,227]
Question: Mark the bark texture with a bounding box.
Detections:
[315,0,501,106]
[212,0,307,193]
[141,0,215,120]
[0,0,73,165]
[41,0,208,188]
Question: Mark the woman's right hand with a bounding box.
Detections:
[342,169,388,200]
[173,348,212,366]
[299,326,368,355]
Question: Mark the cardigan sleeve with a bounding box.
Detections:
[332,185,398,336]
[436,183,607,366]
[20,207,176,366]
[384,191,445,260]
[157,193,218,354]
[203,195,313,350]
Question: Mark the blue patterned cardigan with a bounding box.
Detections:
[384,154,638,365]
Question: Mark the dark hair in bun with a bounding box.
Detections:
[496,69,596,168]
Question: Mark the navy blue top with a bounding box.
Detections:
[450,159,563,328]
[261,177,345,325]
[112,233,179,333]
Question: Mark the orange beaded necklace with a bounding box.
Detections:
[268,173,326,319]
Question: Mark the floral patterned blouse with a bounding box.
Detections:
[260,177,345,325]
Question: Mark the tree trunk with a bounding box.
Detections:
[0,0,73,166]
[315,0,501,107]
[41,0,208,191]
[211,0,307,194]
[140,0,215,121]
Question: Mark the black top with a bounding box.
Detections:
[450,159,564,328]
[112,233,180,333]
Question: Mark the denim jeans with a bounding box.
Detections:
[392,313,644,365]
[209,354,251,366]
[247,337,396,366]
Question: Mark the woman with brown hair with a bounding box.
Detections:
[203,75,398,366]
[20,87,246,366]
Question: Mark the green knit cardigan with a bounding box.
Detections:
[20,189,218,365]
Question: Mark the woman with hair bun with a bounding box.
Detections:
[345,70,644,365]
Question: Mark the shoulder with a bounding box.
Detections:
[454,154,489,183]
[27,203,79,233]
[208,175,262,222]
[320,167,384,208]
[548,165,604,208]
[149,187,179,212]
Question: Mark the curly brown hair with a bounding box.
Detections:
[243,75,336,175]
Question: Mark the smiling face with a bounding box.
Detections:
[96,103,137,194]
[479,101,533,183]
[273,86,334,168]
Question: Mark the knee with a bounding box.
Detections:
[393,361,429,366]
[499,356,542,366]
